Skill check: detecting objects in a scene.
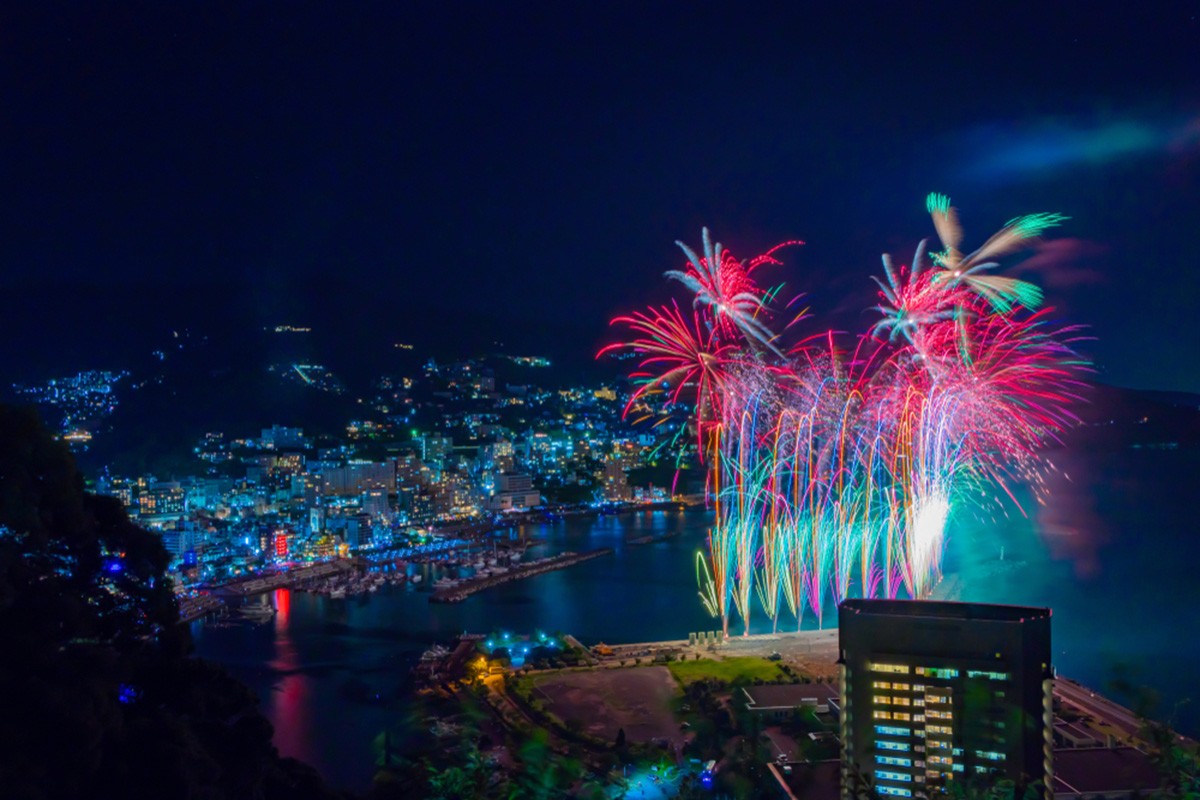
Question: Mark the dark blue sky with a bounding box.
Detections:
[2,3,1199,391]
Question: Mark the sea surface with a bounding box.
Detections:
[193,445,1200,790]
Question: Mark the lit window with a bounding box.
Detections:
[916,667,959,679]
[967,670,1009,681]
[975,751,1006,762]
[893,683,911,691]
[875,770,912,782]
[875,725,910,737]
[878,741,911,752]
[876,755,912,767]
[874,710,893,720]
[874,681,892,690]
[875,695,893,705]
[871,663,910,674]
[878,787,912,797]
[893,712,911,721]
[893,697,911,706]
[927,710,953,720]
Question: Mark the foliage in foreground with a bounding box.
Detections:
[0,406,345,800]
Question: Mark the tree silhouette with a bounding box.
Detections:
[0,405,345,800]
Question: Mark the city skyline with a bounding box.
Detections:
[2,5,1198,798]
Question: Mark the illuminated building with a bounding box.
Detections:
[838,600,1053,800]
[138,484,186,522]
[395,453,428,489]
[410,491,436,523]
[319,460,397,495]
[159,525,196,558]
[273,531,289,559]
[361,488,389,517]
[485,473,541,512]
[600,458,632,502]
[420,434,453,466]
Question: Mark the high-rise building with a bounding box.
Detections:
[318,460,396,496]
[361,488,389,517]
[486,473,541,512]
[138,483,186,522]
[838,600,1053,800]
[420,435,453,466]
[410,491,436,523]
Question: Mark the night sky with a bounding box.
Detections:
[3,4,1199,391]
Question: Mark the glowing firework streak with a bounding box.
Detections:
[602,196,1090,631]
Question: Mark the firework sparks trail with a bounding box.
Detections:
[601,198,1090,633]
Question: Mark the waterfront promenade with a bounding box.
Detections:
[587,628,840,677]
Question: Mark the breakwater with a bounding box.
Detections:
[429,548,614,603]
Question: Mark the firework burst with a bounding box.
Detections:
[602,197,1089,634]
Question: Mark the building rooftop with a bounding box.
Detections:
[840,598,1051,623]
[743,682,839,711]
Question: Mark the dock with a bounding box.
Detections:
[429,548,614,603]
[209,559,358,599]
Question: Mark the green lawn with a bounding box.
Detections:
[667,657,787,687]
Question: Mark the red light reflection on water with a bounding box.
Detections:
[267,589,313,764]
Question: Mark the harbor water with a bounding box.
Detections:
[193,445,1200,790]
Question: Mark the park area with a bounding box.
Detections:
[528,666,684,746]
[666,656,791,687]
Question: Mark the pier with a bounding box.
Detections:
[209,559,358,599]
[429,548,614,603]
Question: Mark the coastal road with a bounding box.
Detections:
[1054,677,1147,743]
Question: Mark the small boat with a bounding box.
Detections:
[240,603,276,619]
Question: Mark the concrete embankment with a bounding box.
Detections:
[178,594,226,623]
[429,548,614,603]
[210,559,358,599]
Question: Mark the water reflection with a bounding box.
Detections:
[194,478,1200,790]
[266,588,314,766]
